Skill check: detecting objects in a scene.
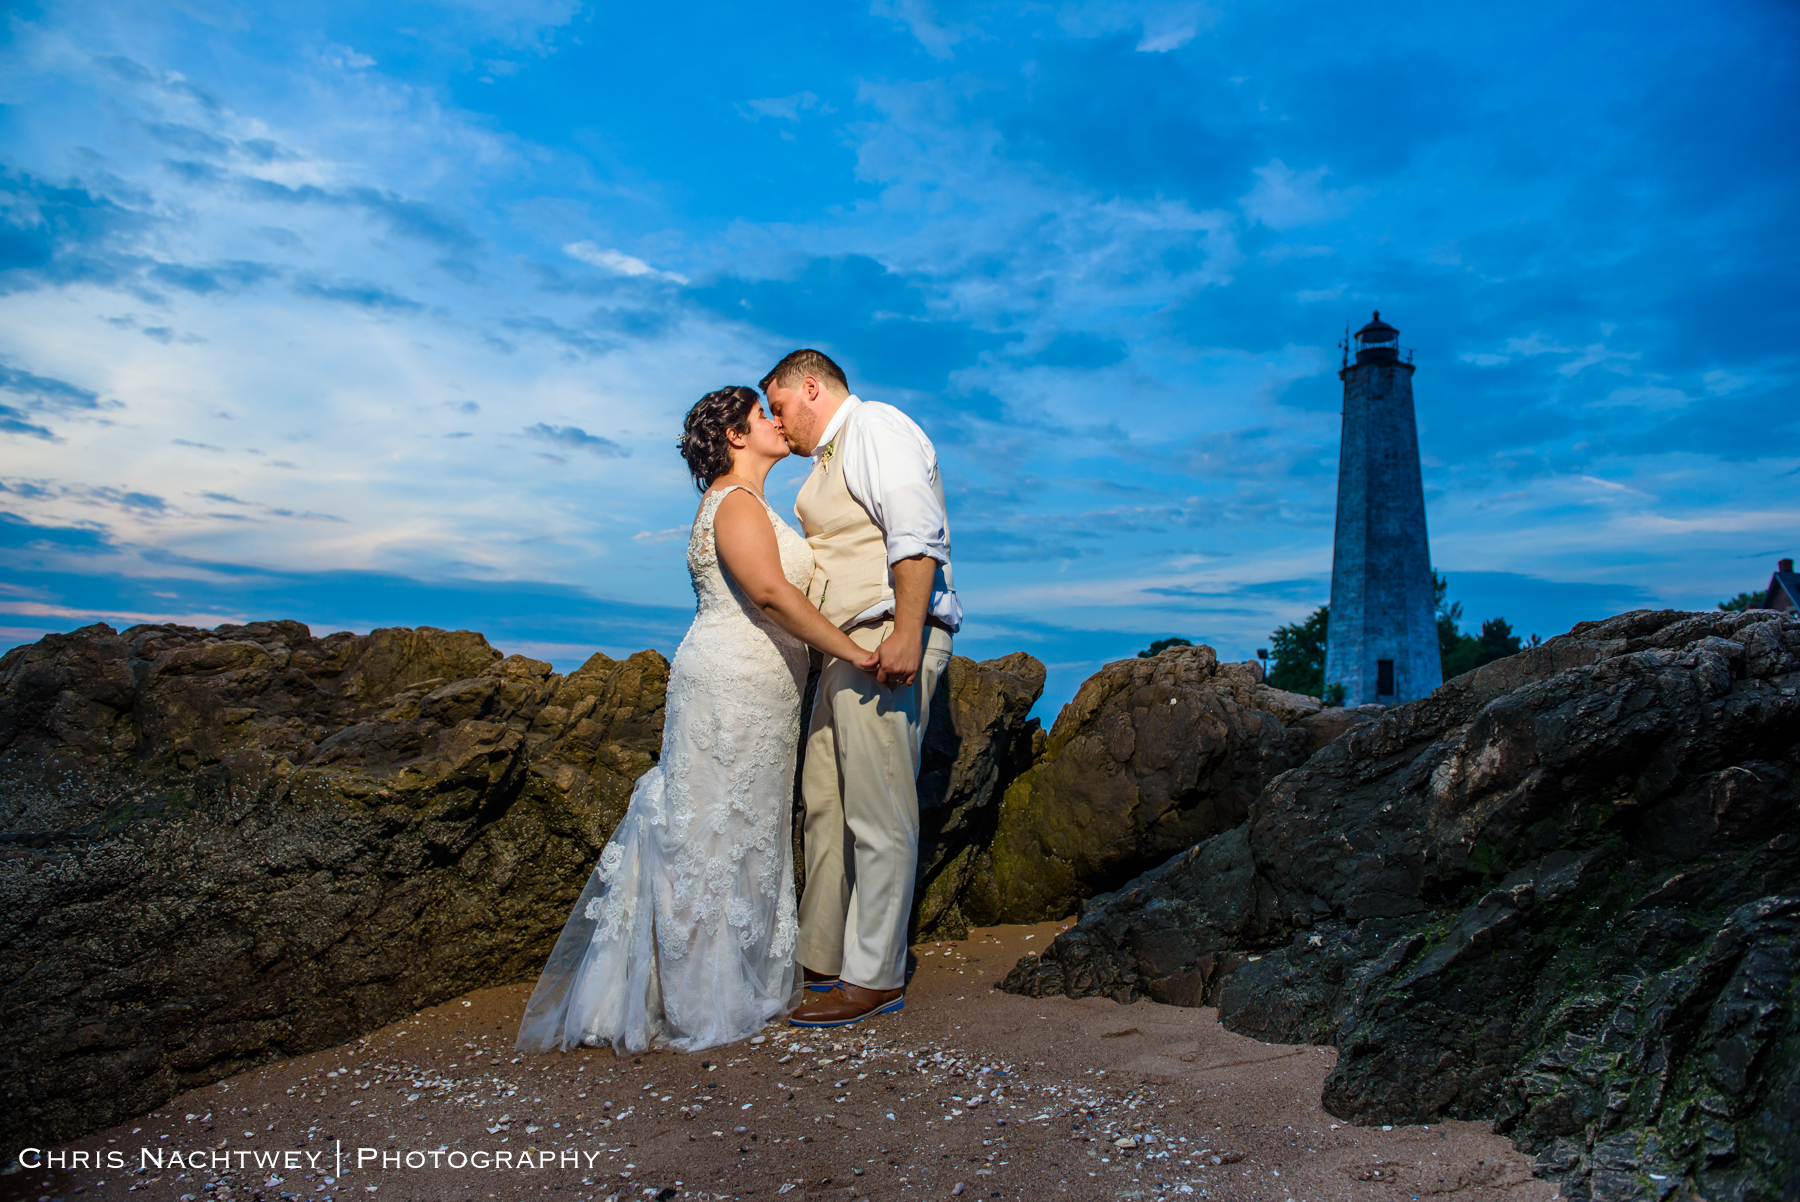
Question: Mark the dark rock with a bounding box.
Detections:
[912,652,1047,940]
[1001,608,1800,1201]
[961,646,1378,925]
[0,620,666,1149]
[997,825,1270,1007]
[0,619,1046,1147]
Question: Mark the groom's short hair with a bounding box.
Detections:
[761,349,849,395]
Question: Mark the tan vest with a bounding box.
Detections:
[795,423,952,629]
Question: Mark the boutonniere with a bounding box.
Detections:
[817,442,836,469]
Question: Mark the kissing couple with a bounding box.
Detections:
[516,348,960,1053]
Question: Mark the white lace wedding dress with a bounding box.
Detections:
[516,485,812,1054]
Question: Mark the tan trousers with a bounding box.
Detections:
[797,620,953,991]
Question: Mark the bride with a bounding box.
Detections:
[516,385,876,1054]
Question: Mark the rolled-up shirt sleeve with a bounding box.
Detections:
[839,406,951,566]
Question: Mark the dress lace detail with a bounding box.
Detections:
[516,485,813,1054]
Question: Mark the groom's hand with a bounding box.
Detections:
[877,553,938,688]
[874,627,924,688]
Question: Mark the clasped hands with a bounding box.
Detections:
[840,553,935,688]
[841,627,922,688]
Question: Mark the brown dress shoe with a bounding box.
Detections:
[788,981,904,1027]
[802,966,840,993]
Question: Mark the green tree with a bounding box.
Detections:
[1138,636,1193,658]
[1436,572,1526,679]
[1719,590,1764,612]
[1267,606,1328,697]
[1476,616,1523,661]
[1434,571,1464,669]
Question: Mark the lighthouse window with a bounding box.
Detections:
[1376,659,1395,695]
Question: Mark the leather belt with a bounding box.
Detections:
[847,615,956,635]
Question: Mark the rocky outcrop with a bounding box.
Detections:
[0,620,667,1149]
[0,620,1054,1147]
[956,645,1379,926]
[913,651,1047,940]
[1001,609,1800,1202]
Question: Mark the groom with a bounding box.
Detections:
[762,349,960,1028]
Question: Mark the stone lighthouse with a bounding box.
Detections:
[1323,312,1442,706]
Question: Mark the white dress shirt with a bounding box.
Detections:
[810,395,963,632]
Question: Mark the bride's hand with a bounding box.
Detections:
[852,649,880,674]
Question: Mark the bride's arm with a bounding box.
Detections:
[713,491,878,669]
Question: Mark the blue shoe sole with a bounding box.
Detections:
[805,979,839,992]
[788,996,904,1027]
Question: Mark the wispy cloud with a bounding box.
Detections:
[1,363,100,410]
[146,259,280,294]
[1052,1,1219,52]
[871,0,970,59]
[0,360,106,440]
[0,599,249,626]
[562,242,688,285]
[524,423,630,458]
[738,91,824,122]
[291,275,422,311]
[1239,160,1356,230]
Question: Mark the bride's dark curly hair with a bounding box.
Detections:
[678,385,761,491]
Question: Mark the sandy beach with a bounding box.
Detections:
[6,922,1555,1202]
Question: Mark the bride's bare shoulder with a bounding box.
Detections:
[697,483,763,522]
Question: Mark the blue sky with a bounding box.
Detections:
[2,0,1795,717]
